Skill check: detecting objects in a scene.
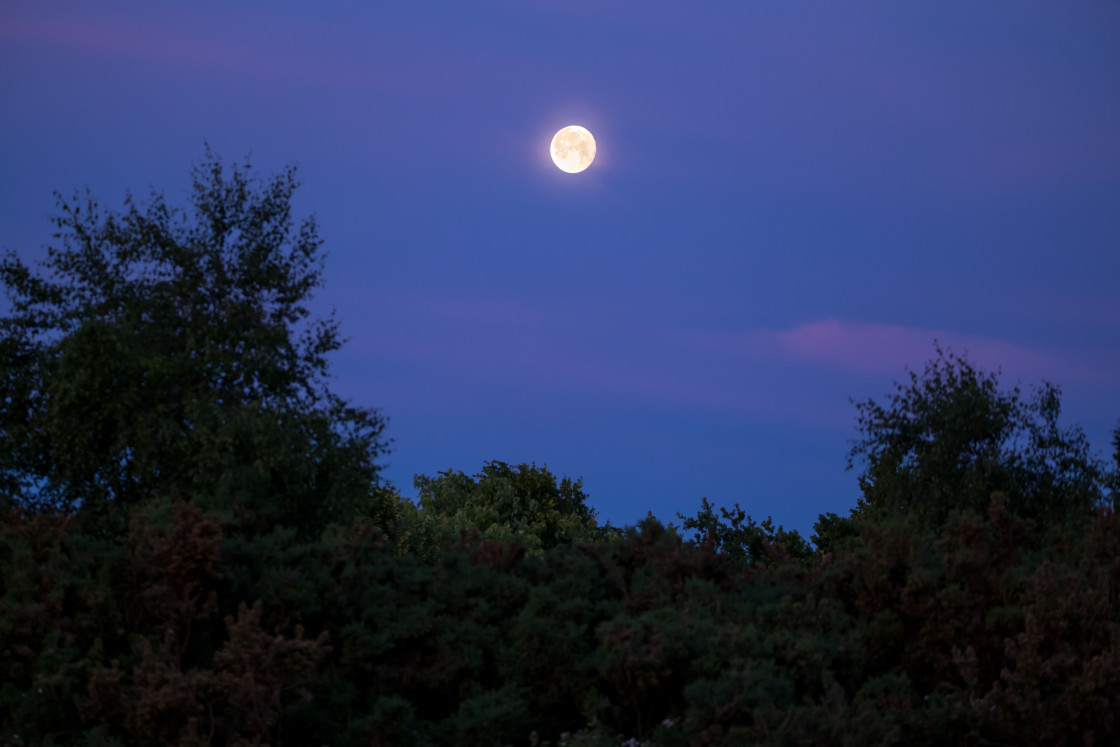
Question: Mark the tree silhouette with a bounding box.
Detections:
[0,146,390,533]
[844,345,1103,532]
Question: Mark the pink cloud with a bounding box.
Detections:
[775,319,1042,373]
[0,12,386,93]
[685,316,1120,390]
[3,15,242,71]
[753,318,1120,393]
[344,290,1118,428]
[346,292,787,416]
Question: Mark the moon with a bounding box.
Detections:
[550,125,596,173]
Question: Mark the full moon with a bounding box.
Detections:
[550,125,596,173]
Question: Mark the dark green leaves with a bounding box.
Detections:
[847,344,1104,529]
[415,461,610,553]
[0,146,389,532]
[678,497,812,566]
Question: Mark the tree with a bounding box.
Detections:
[1109,420,1120,510]
[841,344,1103,534]
[414,461,611,552]
[0,146,390,533]
[677,497,812,565]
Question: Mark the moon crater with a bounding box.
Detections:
[550,125,596,173]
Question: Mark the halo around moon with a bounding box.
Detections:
[550,125,596,173]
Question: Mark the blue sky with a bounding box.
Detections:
[2,1,1118,536]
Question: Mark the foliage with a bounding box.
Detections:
[0,146,389,533]
[677,497,812,566]
[414,461,614,554]
[1109,419,1120,509]
[0,499,330,745]
[843,344,1104,534]
[9,493,1117,745]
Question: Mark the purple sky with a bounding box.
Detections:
[3,1,1118,536]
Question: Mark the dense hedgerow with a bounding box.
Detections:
[3,493,1118,745]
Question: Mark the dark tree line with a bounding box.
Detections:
[2,152,1118,746]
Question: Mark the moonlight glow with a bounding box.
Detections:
[550,125,596,173]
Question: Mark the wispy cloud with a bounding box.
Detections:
[775,319,1051,375]
[0,11,393,93]
[3,14,249,72]
[375,289,1070,391]
[339,291,1118,435]
[696,318,1117,390]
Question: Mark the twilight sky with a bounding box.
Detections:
[2,1,1118,536]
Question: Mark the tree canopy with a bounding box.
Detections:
[677,498,812,566]
[0,147,389,533]
[415,460,613,553]
[830,345,1105,541]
